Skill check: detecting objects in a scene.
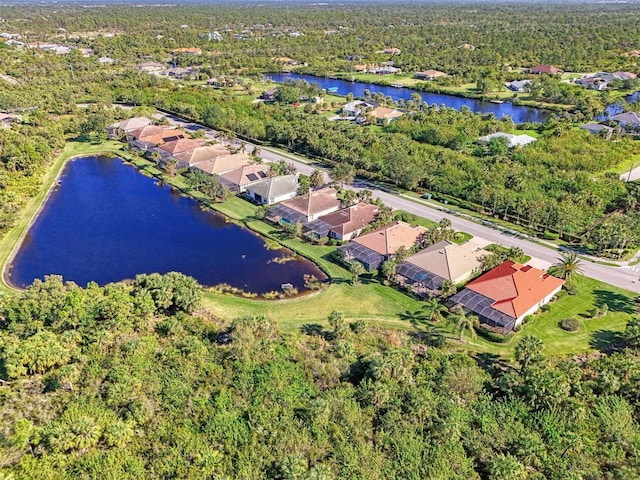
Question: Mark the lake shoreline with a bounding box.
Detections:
[1,143,330,299]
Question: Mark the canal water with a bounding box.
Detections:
[268,72,551,124]
[7,156,326,293]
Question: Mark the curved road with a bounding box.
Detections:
[155,111,640,293]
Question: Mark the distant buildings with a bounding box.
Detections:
[414,70,448,81]
[477,132,537,148]
[529,64,562,75]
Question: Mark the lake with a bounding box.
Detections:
[268,72,551,124]
[7,156,326,294]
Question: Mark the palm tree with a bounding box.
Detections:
[514,335,545,372]
[350,261,365,285]
[449,310,479,340]
[439,279,457,298]
[549,251,583,281]
[421,298,448,323]
[309,169,325,190]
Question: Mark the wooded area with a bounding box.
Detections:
[1,275,640,478]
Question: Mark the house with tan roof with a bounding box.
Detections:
[218,163,270,193]
[0,113,22,129]
[450,261,564,334]
[190,152,252,176]
[382,47,401,55]
[338,221,427,272]
[138,61,164,72]
[245,175,299,205]
[366,106,404,125]
[414,70,448,80]
[304,202,379,241]
[107,117,151,138]
[266,188,341,225]
[159,138,205,156]
[173,47,202,55]
[396,240,489,296]
[173,144,231,167]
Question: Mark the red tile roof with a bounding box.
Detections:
[465,261,564,319]
[530,64,562,74]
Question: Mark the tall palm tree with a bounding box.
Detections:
[350,261,365,285]
[421,298,448,323]
[549,251,583,281]
[449,311,479,340]
[309,169,325,190]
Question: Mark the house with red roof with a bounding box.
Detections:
[450,261,564,334]
[266,188,341,225]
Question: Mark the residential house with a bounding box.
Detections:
[609,112,640,130]
[477,132,537,148]
[162,67,198,79]
[340,100,374,118]
[138,61,164,73]
[189,152,252,176]
[208,31,223,41]
[414,70,448,80]
[157,138,205,162]
[457,43,475,50]
[369,66,401,75]
[504,79,532,92]
[266,188,341,225]
[277,57,299,66]
[107,117,151,139]
[580,123,614,137]
[304,202,379,241]
[382,47,401,55]
[353,64,373,72]
[450,261,564,334]
[366,106,404,125]
[575,76,609,90]
[98,56,114,64]
[338,221,427,272]
[396,240,489,296]
[529,64,562,75]
[218,163,271,193]
[128,125,188,151]
[261,88,279,101]
[0,113,22,128]
[245,175,299,205]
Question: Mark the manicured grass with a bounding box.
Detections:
[462,275,636,358]
[0,140,133,295]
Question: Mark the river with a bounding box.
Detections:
[268,72,551,124]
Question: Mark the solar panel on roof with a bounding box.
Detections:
[258,171,267,178]
[247,173,258,181]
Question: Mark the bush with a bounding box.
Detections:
[542,230,559,240]
[555,290,568,299]
[540,304,551,313]
[564,283,579,296]
[476,326,511,343]
[560,318,580,332]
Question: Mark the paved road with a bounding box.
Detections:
[154,111,640,293]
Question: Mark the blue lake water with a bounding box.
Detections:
[7,156,326,293]
[268,72,551,124]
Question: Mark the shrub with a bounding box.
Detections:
[560,318,580,332]
[476,326,511,343]
[555,290,568,299]
[540,304,551,313]
[564,283,579,296]
[542,230,559,240]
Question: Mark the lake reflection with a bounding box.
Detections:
[8,156,326,293]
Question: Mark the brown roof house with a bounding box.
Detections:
[173,144,233,167]
[0,113,22,129]
[266,188,341,225]
[338,221,427,272]
[245,175,299,205]
[396,240,489,296]
[365,106,404,125]
[128,126,189,152]
[450,261,564,334]
[107,117,151,138]
[304,202,379,241]
[414,70,448,80]
[529,64,562,75]
[156,138,205,163]
[138,61,165,73]
[218,163,271,193]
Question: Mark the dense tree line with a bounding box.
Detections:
[0,276,639,478]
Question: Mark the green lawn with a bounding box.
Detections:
[461,275,636,358]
